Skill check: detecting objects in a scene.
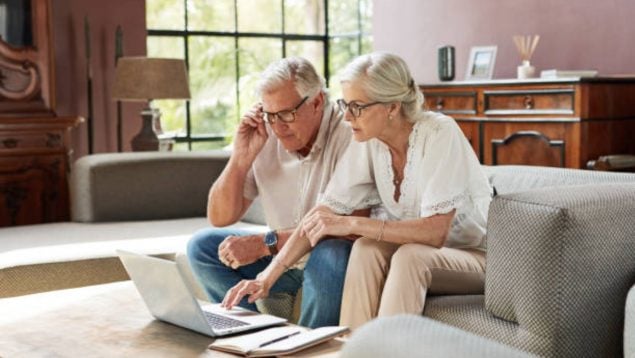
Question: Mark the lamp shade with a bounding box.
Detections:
[112,57,190,101]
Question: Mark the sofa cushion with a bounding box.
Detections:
[71,151,231,222]
[424,295,548,356]
[484,183,635,357]
[483,165,635,195]
[342,313,535,357]
[0,219,268,297]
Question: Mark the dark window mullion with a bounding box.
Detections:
[183,0,192,150]
[234,0,241,124]
[324,0,329,86]
[281,0,286,57]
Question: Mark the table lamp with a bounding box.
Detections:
[112,57,190,151]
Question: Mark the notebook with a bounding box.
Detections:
[208,325,349,357]
[117,250,287,337]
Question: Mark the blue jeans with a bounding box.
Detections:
[186,227,352,328]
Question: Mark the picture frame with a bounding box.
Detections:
[465,46,497,80]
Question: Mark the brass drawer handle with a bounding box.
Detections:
[524,95,534,109]
[436,97,445,110]
[2,138,19,148]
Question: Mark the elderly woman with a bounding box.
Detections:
[221,52,492,330]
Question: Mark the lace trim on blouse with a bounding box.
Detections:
[319,193,382,215]
[420,189,470,217]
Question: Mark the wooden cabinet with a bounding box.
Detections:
[421,78,635,168]
[0,0,81,227]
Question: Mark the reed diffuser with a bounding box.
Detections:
[513,35,540,79]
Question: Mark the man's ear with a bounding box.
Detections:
[311,92,325,113]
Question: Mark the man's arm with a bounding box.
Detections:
[208,104,268,226]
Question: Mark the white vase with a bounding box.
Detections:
[517,60,536,79]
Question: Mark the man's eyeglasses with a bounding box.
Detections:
[336,99,383,118]
[262,96,309,124]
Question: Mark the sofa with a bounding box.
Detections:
[0,151,267,298]
[343,166,635,357]
[1,151,634,357]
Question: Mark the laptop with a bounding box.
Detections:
[117,250,287,337]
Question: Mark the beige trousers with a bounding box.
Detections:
[339,238,486,330]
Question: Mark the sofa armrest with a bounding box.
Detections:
[70,151,231,222]
[341,315,534,357]
[626,284,635,358]
[484,183,635,357]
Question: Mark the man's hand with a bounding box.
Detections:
[301,206,351,247]
[218,234,269,269]
[233,104,268,167]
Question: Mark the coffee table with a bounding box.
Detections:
[0,281,344,357]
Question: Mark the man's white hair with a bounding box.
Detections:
[256,57,326,99]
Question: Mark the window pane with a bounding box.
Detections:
[328,0,357,35]
[329,37,359,98]
[360,0,373,34]
[188,0,235,32]
[189,36,238,136]
[285,40,325,78]
[147,0,184,30]
[285,0,324,35]
[192,141,228,151]
[238,38,282,116]
[237,0,282,33]
[361,35,373,54]
[172,142,190,152]
[154,99,187,137]
[147,36,185,59]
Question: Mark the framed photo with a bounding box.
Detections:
[465,46,497,80]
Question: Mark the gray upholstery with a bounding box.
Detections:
[341,315,535,358]
[626,284,635,358]
[483,164,635,195]
[483,183,635,357]
[71,151,231,222]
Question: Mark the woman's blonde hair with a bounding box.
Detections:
[339,52,424,122]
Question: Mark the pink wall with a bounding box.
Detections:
[372,0,635,83]
[52,0,146,157]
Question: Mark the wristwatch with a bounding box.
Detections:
[264,230,279,256]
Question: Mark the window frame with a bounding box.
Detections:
[147,0,370,150]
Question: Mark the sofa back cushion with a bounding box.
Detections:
[71,151,230,222]
[483,165,635,194]
[485,183,635,357]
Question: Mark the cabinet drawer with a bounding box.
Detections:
[0,131,63,151]
[484,89,575,115]
[424,91,477,115]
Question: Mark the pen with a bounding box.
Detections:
[258,331,301,348]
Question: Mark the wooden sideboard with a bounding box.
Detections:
[0,0,81,226]
[420,78,635,168]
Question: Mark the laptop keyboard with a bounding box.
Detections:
[203,311,249,330]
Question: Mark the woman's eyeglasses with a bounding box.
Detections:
[336,99,383,118]
[262,96,309,124]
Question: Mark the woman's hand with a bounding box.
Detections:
[221,276,271,310]
[301,206,351,247]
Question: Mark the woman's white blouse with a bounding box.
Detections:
[320,111,493,250]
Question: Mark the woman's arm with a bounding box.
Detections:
[221,207,371,309]
[303,208,456,249]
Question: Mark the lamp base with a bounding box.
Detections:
[131,107,160,151]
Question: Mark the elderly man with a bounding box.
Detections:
[187,57,354,328]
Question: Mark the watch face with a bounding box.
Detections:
[264,231,278,246]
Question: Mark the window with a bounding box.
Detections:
[147,0,372,151]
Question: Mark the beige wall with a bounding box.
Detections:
[372,0,635,83]
[52,0,146,156]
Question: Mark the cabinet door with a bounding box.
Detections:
[0,155,69,226]
[456,120,481,162]
[482,122,580,168]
